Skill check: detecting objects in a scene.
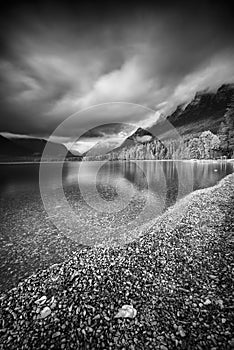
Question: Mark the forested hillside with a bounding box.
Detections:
[84,84,234,161]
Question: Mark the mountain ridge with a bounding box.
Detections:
[93,83,234,160]
[148,83,234,139]
[0,136,82,161]
[1,83,234,161]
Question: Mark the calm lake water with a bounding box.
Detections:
[0,160,233,291]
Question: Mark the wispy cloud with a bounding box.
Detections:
[0,1,234,140]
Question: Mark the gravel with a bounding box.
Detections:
[0,174,233,350]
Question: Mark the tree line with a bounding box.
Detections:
[83,111,234,161]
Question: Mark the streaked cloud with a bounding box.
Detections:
[0,1,233,142]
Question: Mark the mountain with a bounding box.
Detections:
[2,84,233,162]
[0,135,28,158]
[11,138,72,157]
[81,128,155,159]
[122,127,154,144]
[83,127,168,161]
[0,136,82,161]
[111,127,155,153]
[148,83,234,140]
[102,84,234,160]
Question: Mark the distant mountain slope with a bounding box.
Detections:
[82,128,156,159]
[11,138,72,157]
[111,127,155,153]
[0,135,28,157]
[0,136,82,161]
[148,83,234,139]
[83,127,167,161]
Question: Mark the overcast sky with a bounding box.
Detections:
[0,0,234,151]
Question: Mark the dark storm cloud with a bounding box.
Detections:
[0,0,234,140]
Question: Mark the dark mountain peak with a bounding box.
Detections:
[216,83,234,104]
[189,90,215,110]
[194,88,210,99]
[148,83,234,139]
[168,104,186,119]
[217,83,234,93]
[188,84,234,109]
[0,135,81,161]
[128,127,154,141]
[108,127,156,155]
[0,135,27,157]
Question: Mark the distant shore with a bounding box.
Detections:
[0,173,233,349]
[0,160,80,164]
[0,158,234,165]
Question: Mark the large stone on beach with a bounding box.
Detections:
[114,305,137,319]
[39,307,51,319]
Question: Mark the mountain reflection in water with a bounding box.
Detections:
[0,160,233,291]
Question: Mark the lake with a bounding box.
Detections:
[0,160,233,291]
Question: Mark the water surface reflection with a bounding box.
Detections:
[0,160,233,291]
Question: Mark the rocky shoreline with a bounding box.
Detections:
[0,174,234,349]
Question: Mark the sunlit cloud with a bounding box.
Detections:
[0,1,234,140]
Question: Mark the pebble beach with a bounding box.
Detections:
[0,173,233,350]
